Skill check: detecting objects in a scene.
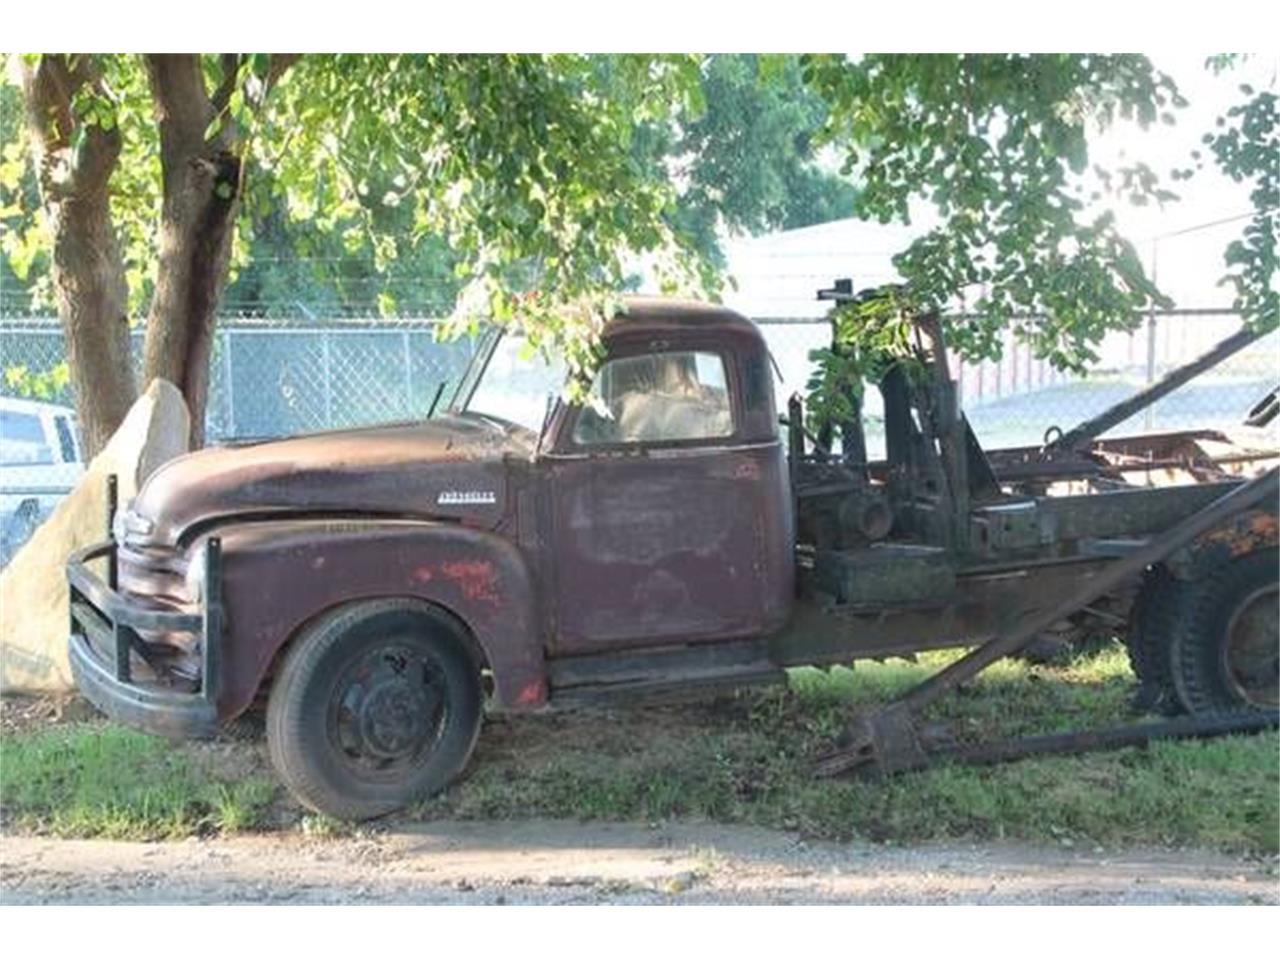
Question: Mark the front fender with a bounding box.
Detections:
[198,518,545,718]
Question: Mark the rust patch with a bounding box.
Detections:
[1198,510,1279,558]
[411,565,435,585]
[441,560,500,605]
[515,678,547,706]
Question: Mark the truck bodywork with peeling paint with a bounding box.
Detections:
[67,295,1278,813]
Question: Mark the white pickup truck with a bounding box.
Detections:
[0,396,83,567]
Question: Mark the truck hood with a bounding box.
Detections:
[131,413,531,547]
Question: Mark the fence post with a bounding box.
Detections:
[222,328,235,438]
[322,330,333,428]
[995,332,1004,399]
[1143,308,1158,432]
[1145,241,1159,431]
[402,328,413,415]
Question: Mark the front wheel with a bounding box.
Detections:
[266,599,483,820]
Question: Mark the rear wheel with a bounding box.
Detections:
[266,599,483,820]
[1123,567,1186,714]
[1170,550,1279,715]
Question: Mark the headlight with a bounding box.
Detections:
[184,544,208,603]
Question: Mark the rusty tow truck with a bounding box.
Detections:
[67,287,1279,818]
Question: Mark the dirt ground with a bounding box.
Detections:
[3,819,1277,905]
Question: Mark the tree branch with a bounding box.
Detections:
[21,54,121,200]
[211,53,241,116]
[265,53,301,95]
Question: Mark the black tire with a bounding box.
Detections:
[1124,567,1186,714]
[266,598,483,820]
[1169,549,1279,716]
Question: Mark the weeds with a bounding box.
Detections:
[1,645,1276,853]
[420,645,1280,854]
[0,724,277,840]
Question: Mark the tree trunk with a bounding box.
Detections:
[141,55,242,450]
[21,56,136,458]
[51,199,138,457]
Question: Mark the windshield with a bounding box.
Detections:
[462,333,567,432]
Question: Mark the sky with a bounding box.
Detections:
[1078,53,1277,309]
[1091,54,1277,240]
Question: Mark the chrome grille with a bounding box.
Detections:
[116,541,201,671]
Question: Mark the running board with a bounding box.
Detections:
[551,664,786,708]
[548,637,772,689]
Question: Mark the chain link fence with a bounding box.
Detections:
[1,307,1276,566]
[751,308,1276,457]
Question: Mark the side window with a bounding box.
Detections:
[573,350,733,445]
[53,416,78,463]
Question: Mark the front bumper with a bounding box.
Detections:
[67,538,222,739]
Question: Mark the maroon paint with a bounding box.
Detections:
[120,298,793,715]
[197,518,542,718]
[134,412,526,547]
[543,441,792,653]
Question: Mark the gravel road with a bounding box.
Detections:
[3,820,1276,905]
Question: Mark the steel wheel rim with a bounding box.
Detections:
[1223,584,1279,709]
[325,639,448,781]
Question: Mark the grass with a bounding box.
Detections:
[1,644,1276,853]
[0,724,277,840]
[419,645,1280,855]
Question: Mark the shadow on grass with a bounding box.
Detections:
[420,645,1280,854]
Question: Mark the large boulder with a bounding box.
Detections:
[0,380,189,693]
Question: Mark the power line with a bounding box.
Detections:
[1146,209,1269,241]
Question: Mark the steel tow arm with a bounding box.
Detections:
[815,467,1280,777]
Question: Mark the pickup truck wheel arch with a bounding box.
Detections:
[200,518,546,721]
[256,593,491,710]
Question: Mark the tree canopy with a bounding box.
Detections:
[1,53,1275,453]
[800,54,1275,368]
[4,54,722,448]
[223,54,853,315]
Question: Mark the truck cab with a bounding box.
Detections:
[473,300,794,655]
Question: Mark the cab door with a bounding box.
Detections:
[542,345,778,654]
